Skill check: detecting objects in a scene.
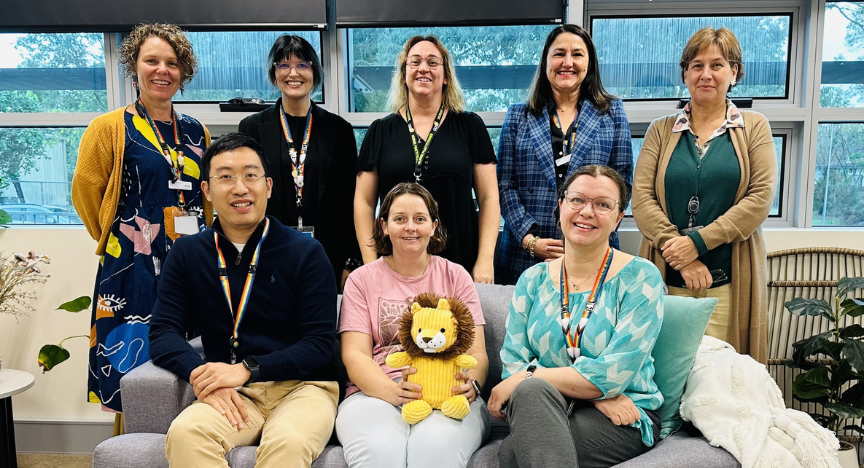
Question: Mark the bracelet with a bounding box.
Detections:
[528,236,539,259]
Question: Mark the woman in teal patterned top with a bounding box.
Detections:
[487,165,664,467]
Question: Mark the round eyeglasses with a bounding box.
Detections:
[562,191,619,214]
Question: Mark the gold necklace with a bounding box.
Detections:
[569,266,601,291]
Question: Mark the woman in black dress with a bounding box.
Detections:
[239,35,360,288]
[354,35,500,283]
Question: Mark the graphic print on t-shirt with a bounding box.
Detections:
[376,297,412,365]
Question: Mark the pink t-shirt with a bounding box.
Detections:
[339,256,485,397]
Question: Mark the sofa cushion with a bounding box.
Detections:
[474,283,516,401]
[611,431,740,467]
[651,295,717,438]
[93,433,169,468]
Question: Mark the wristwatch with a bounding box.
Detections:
[242,356,260,384]
[471,379,483,397]
[525,364,537,379]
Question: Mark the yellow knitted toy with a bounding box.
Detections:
[385,293,477,424]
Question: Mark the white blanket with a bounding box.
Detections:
[679,336,841,468]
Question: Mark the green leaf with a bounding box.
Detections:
[785,297,834,321]
[840,298,864,318]
[846,340,864,374]
[840,324,864,339]
[825,402,864,419]
[826,342,845,361]
[56,296,91,312]
[792,331,834,363]
[840,382,864,407]
[839,277,864,297]
[793,367,832,400]
[37,344,70,372]
[833,360,859,387]
[0,209,11,225]
[844,424,864,435]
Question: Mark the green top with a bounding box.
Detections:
[664,132,739,288]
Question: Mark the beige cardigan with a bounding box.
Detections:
[631,111,776,364]
[72,107,213,255]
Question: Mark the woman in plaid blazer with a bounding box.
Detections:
[495,24,633,285]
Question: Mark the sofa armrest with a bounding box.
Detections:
[120,361,196,434]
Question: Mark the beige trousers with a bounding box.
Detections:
[165,380,339,468]
[667,283,732,343]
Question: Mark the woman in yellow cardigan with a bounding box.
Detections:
[71,23,211,413]
[632,27,776,364]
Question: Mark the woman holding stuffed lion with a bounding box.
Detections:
[337,182,491,468]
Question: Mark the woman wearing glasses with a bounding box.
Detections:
[488,165,664,467]
[354,35,499,283]
[495,24,633,286]
[72,23,211,414]
[239,35,360,289]
[631,27,775,364]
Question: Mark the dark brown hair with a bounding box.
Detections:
[119,23,197,92]
[372,183,447,256]
[558,165,631,213]
[398,293,475,360]
[526,24,616,115]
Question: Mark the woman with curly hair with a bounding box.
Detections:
[338,183,491,468]
[72,23,211,415]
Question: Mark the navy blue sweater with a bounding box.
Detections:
[149,216,338,383]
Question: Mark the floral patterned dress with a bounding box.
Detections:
[87,111,207,412]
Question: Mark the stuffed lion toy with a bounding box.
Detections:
[385,293,476,424]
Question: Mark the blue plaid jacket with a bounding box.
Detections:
[495,99,633,285]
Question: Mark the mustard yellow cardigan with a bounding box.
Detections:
[632,111,776,364]
[72,107,213,255]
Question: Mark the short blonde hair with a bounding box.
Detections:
[679,27,744,87]
[386,36,466,113]
[119,23,197,92]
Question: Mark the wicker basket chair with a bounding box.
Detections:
[767,247,864,443]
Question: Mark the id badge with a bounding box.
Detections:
[555,154,572,167]
[291,225,315,238]
[168,179,193,191]
[174,216,199,235]
[680,225,704,236]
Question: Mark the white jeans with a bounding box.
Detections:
[335,391,491,468]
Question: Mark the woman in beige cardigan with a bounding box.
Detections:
[632,27,775,364]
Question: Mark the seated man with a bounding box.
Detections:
[149,132,339,468]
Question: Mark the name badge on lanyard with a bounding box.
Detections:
[168,179,193,191]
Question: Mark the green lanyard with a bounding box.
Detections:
[405,101,445,183]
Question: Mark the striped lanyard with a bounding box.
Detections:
[215,218,271,364]
[405,101,445,183]
[559,247,613,361]
[278,105,313,213]
[552,109,581,157]
[136,99,186,206]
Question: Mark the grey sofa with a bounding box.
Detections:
[92,283,740,468]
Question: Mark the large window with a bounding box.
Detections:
[178,31,323,103]
[820,2,863,108]
[0,33,107,113]
[812,123,863,227]
[591,15,791,100]
[347,25,556,113]
[0,127,85,224]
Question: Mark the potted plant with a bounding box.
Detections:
[37,296,91,372]
[786,276,864,467]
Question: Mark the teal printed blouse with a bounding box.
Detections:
[500,257,665,446]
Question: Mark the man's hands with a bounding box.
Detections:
[202,387,250,429]
[190,362,251,401]
[592,394,640,426]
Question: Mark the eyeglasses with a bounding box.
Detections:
[406,55,443,69]
[273,61,312,72]
[562,191,619,214]
[208,173,266,187]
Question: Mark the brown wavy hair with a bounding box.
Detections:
[119,23,197,92]
[679,27,744,89]
[372,183,447,256]
[398,293,475,360]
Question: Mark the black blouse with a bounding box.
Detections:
[358,111,497,273]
